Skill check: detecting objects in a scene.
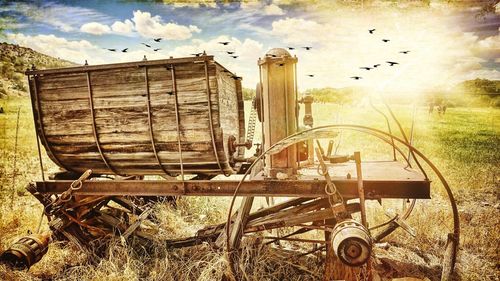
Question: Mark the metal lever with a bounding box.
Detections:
[385,211,416,237]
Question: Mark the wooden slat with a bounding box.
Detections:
[32,59,240,176]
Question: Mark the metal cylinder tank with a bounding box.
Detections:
[0,232,52,269]
[258,48,298,178]
[331,219,372,267]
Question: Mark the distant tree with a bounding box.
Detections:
[242,87,255,101]
[303,87,364,104]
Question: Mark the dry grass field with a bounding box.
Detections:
[0,97,498,280]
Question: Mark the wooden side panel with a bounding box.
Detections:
[216,65,242,161]
[32,59,239,175]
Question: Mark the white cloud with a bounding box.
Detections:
[264,4,285,16]
[240,2,261,10]
[132,10,201,40]
[168,35,264,87]
[6,2,113,33]
[474,33,500,60]
[240,2,285,16]
[172,1,218,9]
[111,19,135,35]
[7,33,102,64]
[271,17,324,44]
[463,68,500,80]
[80,22,111,35]
[78,10,201,39]
[263,9,500,91]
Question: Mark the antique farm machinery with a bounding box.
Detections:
[0,48,459,280]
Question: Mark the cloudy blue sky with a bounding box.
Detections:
[2,0,499,92]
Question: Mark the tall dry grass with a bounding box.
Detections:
[0,98,499,280]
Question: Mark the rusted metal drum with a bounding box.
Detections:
[331,219,372,267]
[26,56,245,176]
[0,232,52,269]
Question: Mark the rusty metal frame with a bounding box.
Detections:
[26,56,214,76]
[33,178,430,199]
[86,71,119,175]
[203,61,227,176]
[30,74,70,172]
[143,66,172,177]
[28,74,47,181]
[169,64,185,182]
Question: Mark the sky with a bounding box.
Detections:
[1,0,499,93]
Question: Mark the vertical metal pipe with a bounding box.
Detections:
[354,151,367,227]
[258,64,265,155]
[31,75,69,173]
[28,75,46,182]
[294,62,300,168]
[144,66,171,177]
[170,65,185,181]
[86,71,119,175]
[204,61,227,176]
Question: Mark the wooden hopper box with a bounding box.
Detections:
[26,56,245,176]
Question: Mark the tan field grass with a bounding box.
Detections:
[0,97,499,280]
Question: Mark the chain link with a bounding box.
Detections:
[315,147,344,208]
[50,169,92,214]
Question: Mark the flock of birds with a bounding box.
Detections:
[104,37,164,53]
[348,28,410,81]
[102,28,410,82]
[104,39,241,58]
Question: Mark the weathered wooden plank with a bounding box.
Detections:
[49,141,214,154]
[217,66,240,159]
[39,80,219,104]
[45,129,220,144]
[37,63,215,90]
[56,150,227,161]
[32,58,238,176]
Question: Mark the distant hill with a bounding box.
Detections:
[455,78,500,96]
[0,42,76,97]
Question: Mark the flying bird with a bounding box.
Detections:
[226,51,235,54]
[360,67,372,70]
[105,48,116,52]
[219,41,230,45]
[386,61,399,66]
[306,74,314,77]
[121,48,128,53]
[141,43,152,48]
[351,76,362,80]
[154,48,161,51]
[303,46,312,50]
[153,38,162,42]
[287,47,295,50]
[231,55,239,59]
[369,29,376,34]
[382,39,390,42]
[400,51,410,54]
[373,64,381,68]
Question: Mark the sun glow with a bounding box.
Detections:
[290,6,497,95]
